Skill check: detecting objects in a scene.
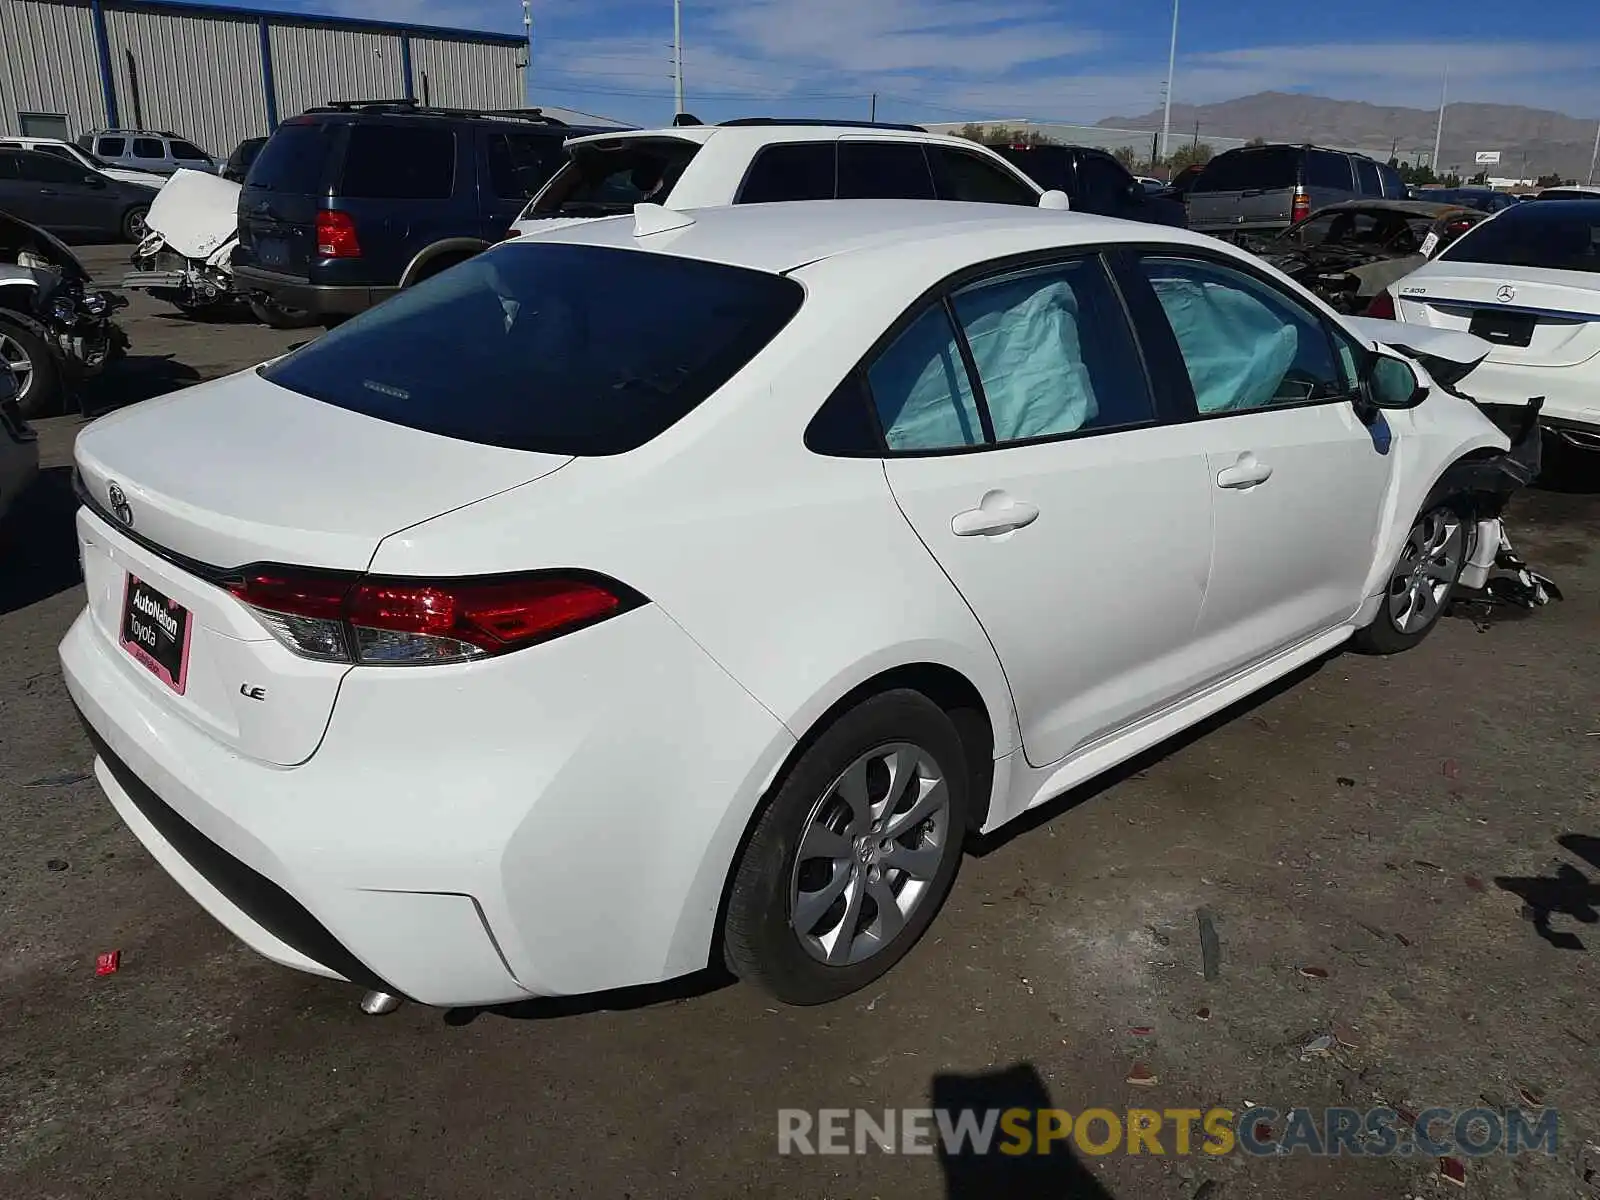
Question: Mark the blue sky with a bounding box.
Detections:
[253,0,1600,130]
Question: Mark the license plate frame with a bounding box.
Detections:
[120,574,192,695]
[1469,308,1536,349]
[256,237,290,269]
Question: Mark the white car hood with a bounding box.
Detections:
[1344,316,1491,369]
[104,166,167,188]
[144,168,241,259]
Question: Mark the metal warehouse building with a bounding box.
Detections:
[0,0,525,160]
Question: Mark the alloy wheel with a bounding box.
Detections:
[0,331,34,407]
[1387,509,1465,633]
[788,742,951,966]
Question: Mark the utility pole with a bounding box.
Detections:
[1192,119,1199,151]
[1390,136,1398,163]
[521,0,532,107]
[870,92,876,122]
[1432,64,1448,173]
[1589,120,1600,185]
[673,0,684,116]
[1159,0,1180,160]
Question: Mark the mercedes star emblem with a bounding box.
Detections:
[107,482,134,528]
[1496,284,1516,304]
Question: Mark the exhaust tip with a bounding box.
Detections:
[359,990,403,1016]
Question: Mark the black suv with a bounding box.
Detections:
[233,101,611,325]
[987,144,1187,226]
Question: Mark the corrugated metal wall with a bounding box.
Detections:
[1,1,528,156]
[268,23,405,122]
[409,37,522,110]
[0,0,107,136]
[105,5,268,157]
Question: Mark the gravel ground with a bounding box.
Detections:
[1,245,1597,1200]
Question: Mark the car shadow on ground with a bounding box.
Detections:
[81,354,202,415]
[931,1062,1115,1199]
[1494,833,1600,951]
[442,966,735,1026]
[0,466,80,615]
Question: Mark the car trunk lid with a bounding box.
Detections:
[73,369,572,766]
[1397,264,1600,368]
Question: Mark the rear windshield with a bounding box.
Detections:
[1193,147,1297,193]
[260,243,805,455]
[531,138,701,217]
[247,121,338,193]
[1440,203,1600,272]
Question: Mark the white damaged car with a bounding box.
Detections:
[63,200,1540,1010]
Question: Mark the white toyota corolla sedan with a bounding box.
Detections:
[1376,197,1600,452]
[62,200,1539,1009]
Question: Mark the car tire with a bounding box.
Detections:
[0,315,63,420]
[1350,502,1470,655]
[248,297,317,330]
[122,205,150,243]
[723,689,970,1005]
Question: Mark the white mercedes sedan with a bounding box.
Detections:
[1375,197,1600,452]
[62,199,1538,1009]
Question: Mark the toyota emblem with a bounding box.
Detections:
[1496,284,1516,304]
[107,482,134,528]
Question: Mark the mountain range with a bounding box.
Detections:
[1100,92,1599,180]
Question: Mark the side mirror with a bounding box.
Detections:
[83,173,107,188]
[1038,189,1071,211]
[1355,351,1428,423]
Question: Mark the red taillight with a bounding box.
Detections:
[1291,189,1311,224]
[226,568,636,665]
[1365,289,1396,320]
[316,210,361,258]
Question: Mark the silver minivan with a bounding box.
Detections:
[1187,144,1403,235]
[76,129,217,176]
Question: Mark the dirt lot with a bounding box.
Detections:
[2,245,1597,1200]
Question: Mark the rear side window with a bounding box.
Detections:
[16,152,84,183]
[837,142,935,200]
[486,132,562,199]
[247,121,338,194]
[1307,150,1353,190]
[261,243,805,455]
[340,124,455,200]
[1441,205,1600,273]
[132,137,165,160]
[737,142,836,203]
[1354,158,1381,196]
[866,306,984,451]
[926,146,1036,205]
[96,137,126,157]
[170,140,209,161]
[1378,164,1406,198]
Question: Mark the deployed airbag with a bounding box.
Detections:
[1151,273,1298,412]
[955,278,1099,440]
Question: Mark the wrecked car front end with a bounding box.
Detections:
[0,211,128,418]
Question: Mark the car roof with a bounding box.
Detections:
[512,198,1205,274]
[561,124,1003,152]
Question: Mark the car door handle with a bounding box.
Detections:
[1217,454,1274,490]
[38,188,58,196]
[951,494,1040,537]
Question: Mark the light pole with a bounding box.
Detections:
[1589,120,1600,185]
[1160,0,1179,161]
[673,0,684,116]
[521,0,532,108]
[1432,64,1448,175]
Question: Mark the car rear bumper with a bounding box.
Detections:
[60,596,795,1006]
[232,265,396,316]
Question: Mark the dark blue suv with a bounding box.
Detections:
[233,101,612,326]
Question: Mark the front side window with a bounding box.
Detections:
[170,140,209,161]
[866,307,984,451]
[1355,158,1382,196]
[340,124,455,200]
[1139,256,1348,414]
[96,136,127,158]
[837,142,935,200]
[925,147,1036,205]
[950,258,1153,441]
[261,243,804,456]
[737,142,836,203]
[131,137,165,160]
